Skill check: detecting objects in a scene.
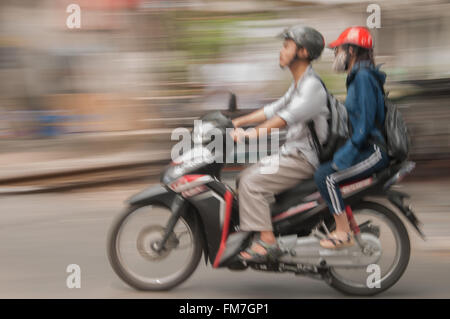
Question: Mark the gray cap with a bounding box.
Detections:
[279,25,325,61]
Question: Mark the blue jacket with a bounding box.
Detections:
[332,61,387,170]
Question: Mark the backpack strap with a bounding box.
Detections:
[373,75,385,134]
[307,120,322,156]
[368,71,389,154]
[307,75,330,158]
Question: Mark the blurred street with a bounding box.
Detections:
[0,176,449,298]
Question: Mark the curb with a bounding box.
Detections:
[0,168,161,195]
[0,153,172,195]
[0,158,169,185]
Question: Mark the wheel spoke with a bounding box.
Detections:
[175,230,189,239]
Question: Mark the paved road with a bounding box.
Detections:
[0,178,449,298]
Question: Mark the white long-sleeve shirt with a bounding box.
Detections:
[263,65,329,168]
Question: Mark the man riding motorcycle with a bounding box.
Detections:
[229,25,329,263]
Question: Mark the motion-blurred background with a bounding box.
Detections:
[1,0,449,167]
[0,0,449,298]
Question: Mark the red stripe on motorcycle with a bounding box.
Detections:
[340,177,373,195]
[272,201,318,222]
[346,205,360,235]
[213,190,233,268]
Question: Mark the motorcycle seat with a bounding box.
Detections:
[270,163,402,218]
[271,176,370,218]
[274,178,317,203]
[274,161,400,203]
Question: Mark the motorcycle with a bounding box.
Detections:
[107,94,425,296]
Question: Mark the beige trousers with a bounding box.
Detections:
[236,150,315,232]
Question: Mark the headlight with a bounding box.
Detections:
[164,147,215,183]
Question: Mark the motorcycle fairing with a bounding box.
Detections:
[186,178,240,266]
[126,184,176,207]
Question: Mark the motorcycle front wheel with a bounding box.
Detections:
[107,204,203,291]
[327,201,411,296]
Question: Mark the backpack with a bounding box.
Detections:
[372,78,411,161]
[307,78,351,164]
[309,74,411,164]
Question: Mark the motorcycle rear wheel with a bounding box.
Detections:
[327,201,411,296]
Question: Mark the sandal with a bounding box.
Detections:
[320,231,355,249]
[238,236,283,264]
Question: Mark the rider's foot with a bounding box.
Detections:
[320,231,354,249]
[240,239,275,259]
[239,235,282,263]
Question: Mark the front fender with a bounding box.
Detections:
[126,184,176,207]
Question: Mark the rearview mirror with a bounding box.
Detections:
[228,92,237,112]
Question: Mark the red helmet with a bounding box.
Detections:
[328,26,373,49]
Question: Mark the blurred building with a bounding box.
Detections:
[0,0,448,159]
